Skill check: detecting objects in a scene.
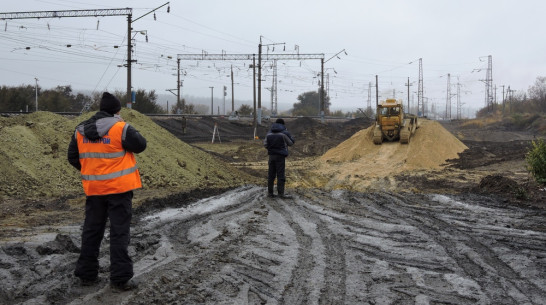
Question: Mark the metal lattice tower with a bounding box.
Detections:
[456,82,462,119]
[271,60,278,115]
[485,55,493,109]
[417,58,424,116]
[367,82,372,109]
[445,73,451,119]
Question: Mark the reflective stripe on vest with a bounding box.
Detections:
[79,151,126,159]
[122,123,129,141]
[81,165,138,181]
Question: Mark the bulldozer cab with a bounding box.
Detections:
[377,99,402,117]
[379,106,400,116]
[377,99,404,126]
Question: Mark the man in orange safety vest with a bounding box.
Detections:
[67,92,146,291]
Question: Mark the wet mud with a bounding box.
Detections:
[1,186,545,304]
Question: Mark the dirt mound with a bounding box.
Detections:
[471,174,545,204]
[0,110,257,228]
[300,120,468,190]
[447,140,531,169]
[476,174,520,193]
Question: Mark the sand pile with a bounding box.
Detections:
[0,109,256,200]
[300,120,468,191]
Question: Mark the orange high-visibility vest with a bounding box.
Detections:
[76,122,142,196]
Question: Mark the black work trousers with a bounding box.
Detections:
[75,191,134,283]
[268,154,286,195]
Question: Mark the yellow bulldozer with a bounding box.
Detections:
[373,99,418,145]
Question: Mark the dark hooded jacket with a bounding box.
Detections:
[263,122,295,156]
[67,111,147,171]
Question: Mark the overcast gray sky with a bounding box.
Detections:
[1,0,544,116]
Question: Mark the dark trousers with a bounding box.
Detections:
[75,191,134,283]
[268,154,286,195]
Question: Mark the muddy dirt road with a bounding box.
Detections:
[2,186,545,304]
[1,115,546,304]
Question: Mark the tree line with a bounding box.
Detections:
[0,84,347,117]
[0,85,91,113]
[477,76,546,117]
[0,85,175,114]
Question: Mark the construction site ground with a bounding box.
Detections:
[1,113,545,304]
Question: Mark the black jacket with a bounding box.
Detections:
[263,123,295,156]
[67,111,147,171]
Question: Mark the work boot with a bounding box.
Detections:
[110,279,138,292]
[279,194,293,199]
[267,193,277,198]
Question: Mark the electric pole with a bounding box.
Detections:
[320,57,325,118]
[177,57,182,113]
[34,77,38,111]
[231,65,235,115]
[128,2,170,108]
[446,73,451,119]
[375,75,379,107]
[484,55,493,111]
[209,86,214,115]
[367,82,372,110]
[127,13,132,108]
[457,82,462,119]
[253,55,256,126]
[501,85,505,114]
[405,77,412,114]
[271,59,278,116]
[223,85,227,115]
[258,37,285,124]
[258,40,262,124]
[418,58,424,116]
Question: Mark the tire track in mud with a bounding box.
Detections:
[297,190,471,304]
[125,188,546,305]
[296,189,546,304]
[266,196,347,305]
[4,186,545,305]
[368,192,546,304]
[134,185,274,305]
[124,187,353,305]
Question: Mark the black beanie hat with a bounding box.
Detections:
[100,92,121,114]
[275,118,285,125]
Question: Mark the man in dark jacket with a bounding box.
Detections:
[67,92,147,291]
[263,118,295,198]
